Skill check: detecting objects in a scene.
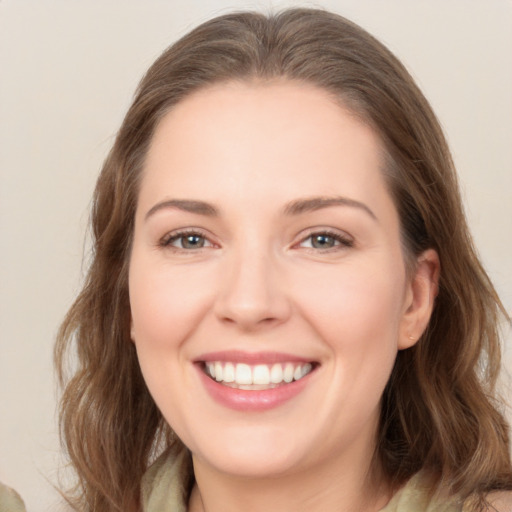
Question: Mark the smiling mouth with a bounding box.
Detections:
[201,361,316,390]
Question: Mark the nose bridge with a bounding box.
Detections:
[215,239,290,329]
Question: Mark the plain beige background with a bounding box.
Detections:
[1,1,511,510]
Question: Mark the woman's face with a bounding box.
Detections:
[129,81,433,479]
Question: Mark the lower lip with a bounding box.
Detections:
[196,365,314,411]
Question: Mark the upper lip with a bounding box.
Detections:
[193,350,317,365]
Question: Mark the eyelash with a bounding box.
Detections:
[159,229,214,251]
[158,228,354,252]
[296,229,354,251]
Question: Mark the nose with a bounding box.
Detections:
[213,248,292,331]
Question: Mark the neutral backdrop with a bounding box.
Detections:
[1,1,511,510]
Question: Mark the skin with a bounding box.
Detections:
[129,81,439,512]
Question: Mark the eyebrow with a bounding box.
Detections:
[145,199,219,220]
[283,196,377,221]
[145,195,377,221]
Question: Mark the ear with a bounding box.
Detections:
[398,248,440,350]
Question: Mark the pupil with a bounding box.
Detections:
[183,235,204,249]
[312,234,334,248]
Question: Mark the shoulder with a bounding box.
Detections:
[384,472,461,512]
[141,447,191,512]
[0,481,26,512]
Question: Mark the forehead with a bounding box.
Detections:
[139,81,391,216]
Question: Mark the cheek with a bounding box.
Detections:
[299,258,403,328]
[292,258,405,381]
[128,254,216,428]
[129,255,215,352]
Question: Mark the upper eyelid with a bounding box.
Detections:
[292,229,355,252]
[157,226,353,247]
[295,227,354,242]
[160,227,215,246]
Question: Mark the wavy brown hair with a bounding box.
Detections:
[55,8,512,511]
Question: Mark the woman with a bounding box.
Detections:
[54,8,512,512]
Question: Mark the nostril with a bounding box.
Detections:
[218,314,284,331]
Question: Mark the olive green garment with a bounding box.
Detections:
[0,481,26,512]
[142,449,189,512]
[141,450,463,512]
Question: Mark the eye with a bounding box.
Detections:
[298,230,353,250]
[160,230,214,250]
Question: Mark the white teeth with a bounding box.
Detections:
[301,362,312,377]
[235,363,252,385]
[214,362,223,382]
[283,363,294,383]
[205,361,314,386]
[253,365,270,385]
[270,363,283,383]
[223,362,235,383]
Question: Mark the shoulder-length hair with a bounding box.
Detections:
[55,8,512,511]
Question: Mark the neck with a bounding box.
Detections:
[188,445,390,512]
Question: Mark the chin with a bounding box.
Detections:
[185,423,311,478]
[201,450,304,479]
